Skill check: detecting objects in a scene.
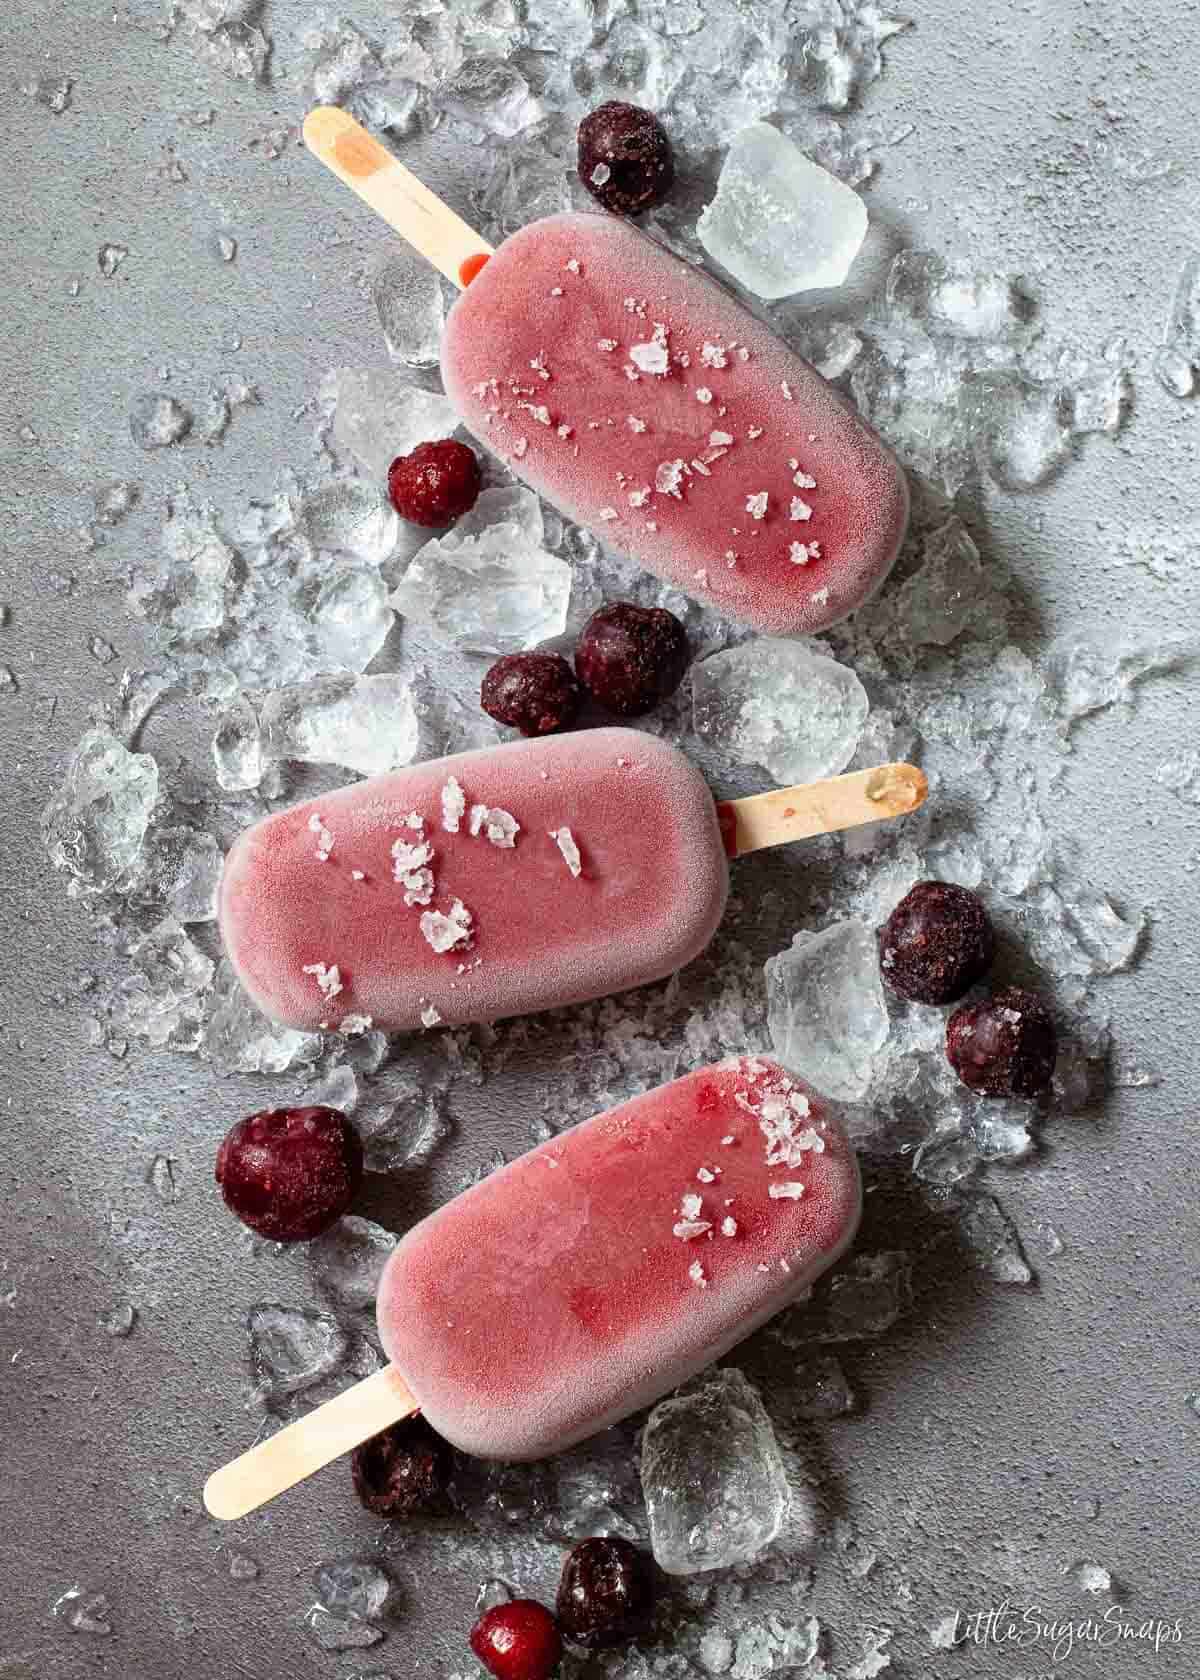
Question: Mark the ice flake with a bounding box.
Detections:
[338,1013,373,1036]
[441,776,466,832]
[419,899,474,954]
[696,386,715,404]
[769,1181,806,1199]
[549,827,582,876]
[630,324,670,375]
[628,486,651,507]
[674,1218,713,1239]
[790,542,815,565]
[480,808,520,848]
[420,1004,443,1028]
[627,414,647,432]
[793,469,818,489]
[790,497,813,521]
[689,1260,708,1288]
[302,962,343,1001]
[598,338,618,351]
[710,429,735,447]
[701,342,729,368]
[599,506,620,521]
[745,492,769,519]
[721,1216,738,1236]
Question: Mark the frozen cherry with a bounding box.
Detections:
[577,102,674,216]
[470,1600,563,1680]
[556,1537,655,1649]
[387,438,481,527]
[481,652,583,737]
[575,602,690,717]
[946,987,1057,1098]
[215,1106,363,1242]
[878,881,996,1005]
[351,1415,454,1517]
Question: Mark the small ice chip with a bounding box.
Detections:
[721,1216,738,1236]
[745,492,769,520]
[709,429,735,447]
[419,899,474,953]
[697,1167,717,1183]
[627,414,647,433]
[628,486,651,507]
[790,497,813,521]
[549,827,582,876]
[599,506,619,521]
[483,808,520,848]
[769,1181,806,1199]
[680,1193,703,1218]
[793,469,817,489]
[656,460,686,497]
[695,386,714,404]
[689,1260,707,1288]
[441,776,466,833]
[790,542,814,565]
[630,324,670,376]
[598,338,618,351]
[302,962,343,1001]
[590,162,612,186]
[420,1004,443,1028]
[701,342,728,368]
[674,1219,713,1240]
[338,1012,373,1035]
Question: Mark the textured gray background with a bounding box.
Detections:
[2,1,1199,1677]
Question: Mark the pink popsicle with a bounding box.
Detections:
[441,211,909,636]
[218,727,728,1034]
[377,1056,861,1459]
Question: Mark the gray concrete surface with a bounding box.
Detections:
[2,1,1199,1676]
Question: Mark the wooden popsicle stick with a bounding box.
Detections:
[717,762,927,859]
[302,106,493,289]
[203,1364,417,1521]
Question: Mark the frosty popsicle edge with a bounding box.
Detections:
[302,109,910,636]
[204,1055,860,1518]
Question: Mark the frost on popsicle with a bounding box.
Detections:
[698,122,868,299]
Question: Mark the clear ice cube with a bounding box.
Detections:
[132,825,224,922]
[212,696,264,791]
[886,251,1031,342]
[765,920,889,1101]
[391,525,572,654]
[971,372,1073,491]
[439,55,543,138]
[957,1191,1034,1286]
[896,517,1007,647]
[300,480,400,566]
[370,245,445,368]
[693,638,868,785]
[309,1215,398,1311]
[261,674,419,777]
[640,1367,789,1573]
[330,369,461,479]
[314,1558,393,1620]
[130,493,234,642]
[53,1588,113,1635]
[42,727,159,896]
[698,122,868,299]
[204,960,323,1074]
[247,1303,350,1403]
[129,392,194,450]
[117,920,214,1050]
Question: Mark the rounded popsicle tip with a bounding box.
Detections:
[302,105,352,154]
[203,1463,249,1522]
[864,762,928,817]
